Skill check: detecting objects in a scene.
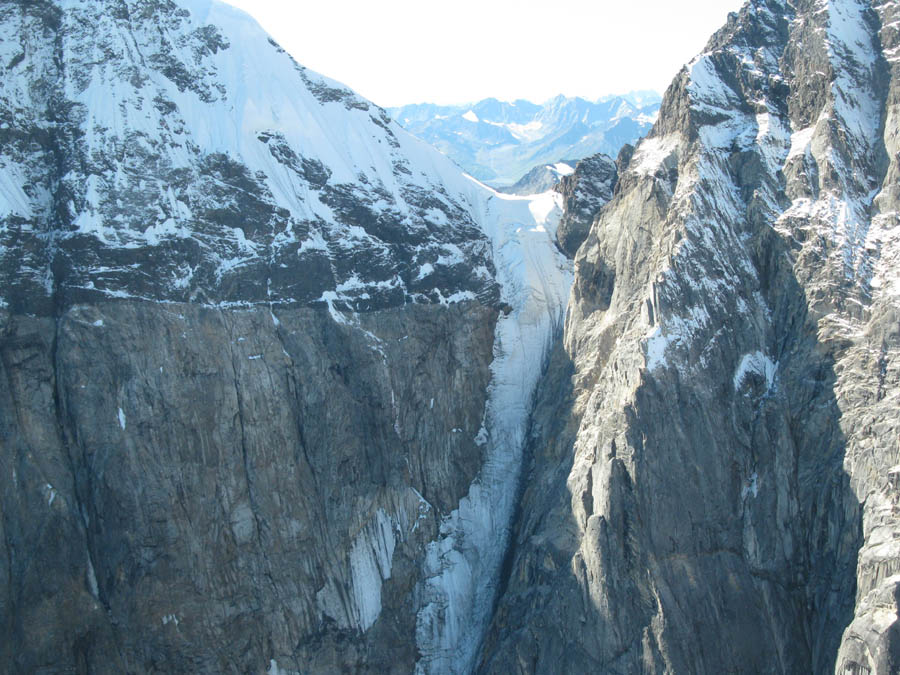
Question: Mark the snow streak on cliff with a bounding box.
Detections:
[416,186,571,674]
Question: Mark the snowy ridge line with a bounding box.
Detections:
[0,0,501,311]
[55,287,491,313]
[632,0,896,375]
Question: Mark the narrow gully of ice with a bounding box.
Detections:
[414,186,573,674]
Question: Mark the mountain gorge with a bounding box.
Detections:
[1,0,898,674]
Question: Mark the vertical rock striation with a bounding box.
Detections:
[1,302,499,673]
[554,152,619,257]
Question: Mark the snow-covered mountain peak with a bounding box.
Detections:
[2,0,570,315]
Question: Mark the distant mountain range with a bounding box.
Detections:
[388,91,660,186]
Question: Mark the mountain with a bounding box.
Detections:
[2,0,899,674]
[480,0,900,672]
[0,1,571,672]
[388,93,661,187]
[608,89,662,108]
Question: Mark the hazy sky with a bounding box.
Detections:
[223,0,745,107]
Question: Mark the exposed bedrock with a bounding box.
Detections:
[1,300,497,673]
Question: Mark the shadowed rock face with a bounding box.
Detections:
[0,302,497,673]
[481,0,900,673]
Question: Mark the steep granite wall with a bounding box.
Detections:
[482,0,899,672]
[1,301,497,672]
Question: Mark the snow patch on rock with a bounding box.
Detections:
[631,135,680,176]
[316,508,396,633]
[733,351,778,392]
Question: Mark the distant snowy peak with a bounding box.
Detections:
[0,0,517,313]
[602,89,662,108]
[388,92,661,186]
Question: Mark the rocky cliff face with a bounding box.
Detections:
[480,0,900,673]
[1,302,498,673]
[0,1,571,672]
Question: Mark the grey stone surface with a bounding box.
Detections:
[554,153,618,257]
[481,0,900,672]
[1,301,496,673]
[0,1,507,671]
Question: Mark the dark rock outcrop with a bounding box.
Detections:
[554,153,618,257]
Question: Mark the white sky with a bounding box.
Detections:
[222,0,745,107]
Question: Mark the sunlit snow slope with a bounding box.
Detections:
[0,0,502,313]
